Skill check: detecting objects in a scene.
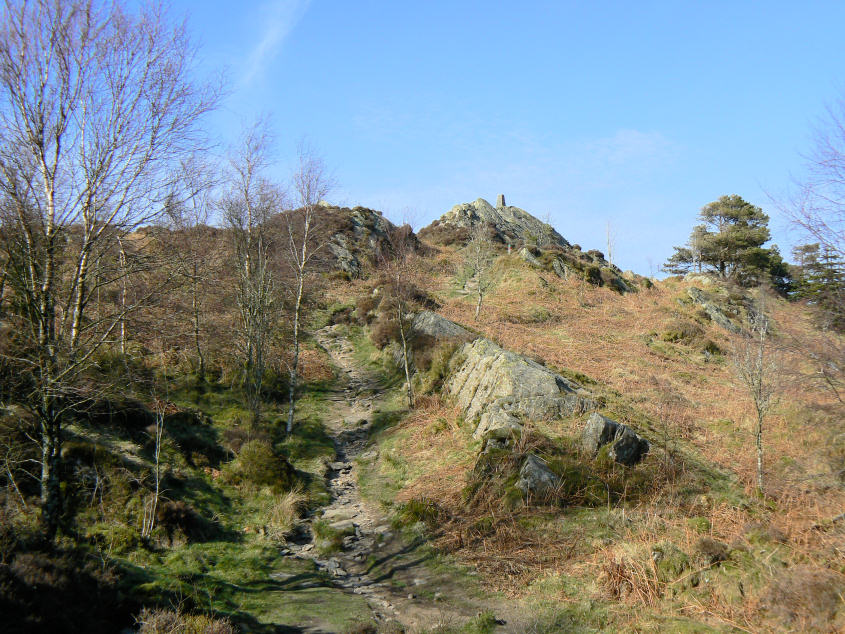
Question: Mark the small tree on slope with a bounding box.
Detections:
[284,147,333,436]
[732,294,780,495]
[464,222,497,320]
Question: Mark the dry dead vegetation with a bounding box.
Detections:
[332,245,845,631]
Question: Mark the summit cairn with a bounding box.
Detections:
[496,193,506,208]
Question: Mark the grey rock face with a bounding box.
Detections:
[473,406,523,442]
[326,206,403,278]
[448,339,593,421]
[684,272,715,287]
[687,287,741,334]
[581,412,649,466]
[327,235,361,277]
[552,258,575,280]
[518,247,541,267]
[435,198,570,250]
[516,454,559,496]
[411,311,472,341]
[447,338,596,444]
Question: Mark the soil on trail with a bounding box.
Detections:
[284,325,525,633]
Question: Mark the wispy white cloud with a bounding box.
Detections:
[241,0,311,86]
[581,129,677,170]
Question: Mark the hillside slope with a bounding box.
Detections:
[326,231,845,632]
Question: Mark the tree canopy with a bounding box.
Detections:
[664,195,789,289]
[791,242,845,330]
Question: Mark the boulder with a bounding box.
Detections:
[473,405,523,442]
[447,338,593,422]
[684,272,715,287]
[411,311,472,341]
[516,454,559,496]
[552,258,575,280]
[518,246,541,267]
[687,287,741,334]
[581,412,649,466]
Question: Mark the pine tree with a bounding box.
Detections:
[664,195,788,288]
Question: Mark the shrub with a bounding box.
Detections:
[660,319,705,344]
[355,294,378,323]
[135,607,235,634]
[224,440,296,492]
[763,565,844,629]
[0,547,134,633]
[600,554,661,605]
[329,304,354,325]
[82,397,153,435]
[155,501,210,544]
[162,410,225,468]
[695,537,729,565]
[85,522,141,554]
[584,265,603,286]
[263,485,307,542]
[418,223,469,246]
[220,427,270,456]
[394,497,444,529]
[370,316,400,349]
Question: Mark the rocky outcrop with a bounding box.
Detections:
[419,197,642,294]
[516,454,559,497]
[422,198,570,250]
[687,287,741,334]
[474,407,523,443]
[447,338,596,444]
[684,272,715,287]
[319,206,413,278]
[552,258,576,280]
[581,412,649,466]
[411,311,473,341]
[518,246,542,267]
[327,234,362,277]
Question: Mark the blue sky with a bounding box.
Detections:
[173,0,845,275]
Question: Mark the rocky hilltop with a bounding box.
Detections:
[420,196,569,249]
[305,205,407,278]
[420,196,651,292]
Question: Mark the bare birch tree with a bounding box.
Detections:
[0,0,217,536]
[284,147,332,435]
[788,99,845,259]
[141,397,166,539]
[222,125,279,430]
[464,222,496,320]
[380,224,418,410]
[732,294,780,495]
[164,157,219,383]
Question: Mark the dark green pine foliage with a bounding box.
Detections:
[791,243,845,330]
[664,195,790,290]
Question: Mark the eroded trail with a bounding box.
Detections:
[286,325,516,632]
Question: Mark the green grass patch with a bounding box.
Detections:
[121,540,371,631]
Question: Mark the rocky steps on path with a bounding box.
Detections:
[290,325,525,631]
